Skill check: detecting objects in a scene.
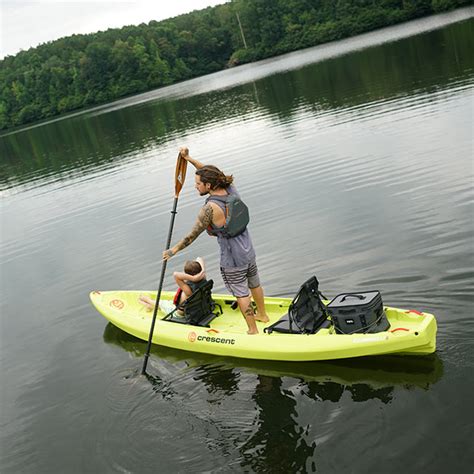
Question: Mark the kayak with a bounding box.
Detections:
[90,290,437,362]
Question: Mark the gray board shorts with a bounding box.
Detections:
[220,261,260,298]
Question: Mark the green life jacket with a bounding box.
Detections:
[206,193,250,238]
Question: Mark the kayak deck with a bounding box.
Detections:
[90,290,437,362]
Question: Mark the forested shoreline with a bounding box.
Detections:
[0,0,470,130]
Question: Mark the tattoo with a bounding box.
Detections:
[244,304,255,318]
[175,204,214,252]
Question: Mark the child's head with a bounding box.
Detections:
[184,260,202,276]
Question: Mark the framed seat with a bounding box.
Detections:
[164,279,222,327]
[264,276,329,334]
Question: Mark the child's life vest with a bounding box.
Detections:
[206,194,250,238]
[173,288,183,306]
[173,279,208,307]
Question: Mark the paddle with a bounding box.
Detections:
[141,153,188,375]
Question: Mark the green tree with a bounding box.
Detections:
[0,0,469,130]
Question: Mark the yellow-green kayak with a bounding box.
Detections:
[89,290,437,362]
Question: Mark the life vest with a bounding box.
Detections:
[173,288,183,306]
[173,279,208,307]
[206,193,250,238]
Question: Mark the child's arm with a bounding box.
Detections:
[195,257,206,279]
[175,258,207,283]
[173,272,194,297]
[174,270,205,283]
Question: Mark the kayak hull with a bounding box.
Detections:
[90,290,437,362]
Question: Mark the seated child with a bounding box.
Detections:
[172,257,207,312]
[139,257,207,315]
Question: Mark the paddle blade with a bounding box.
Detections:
[174,153,188,197]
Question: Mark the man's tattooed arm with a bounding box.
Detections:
[174,204,214,253]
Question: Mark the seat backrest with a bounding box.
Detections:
[289,276,327,333]
[182,279,215,325]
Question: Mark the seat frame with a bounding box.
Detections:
[164,279,222,327]
[264,276,329,334]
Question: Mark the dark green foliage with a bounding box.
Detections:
[0,0,470,130]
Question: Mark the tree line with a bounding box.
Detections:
[0,0,470,130]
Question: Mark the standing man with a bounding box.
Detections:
[163,147,269,334]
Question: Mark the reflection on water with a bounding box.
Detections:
[244,375,317,473]
[103,322,443,472]
[1,16,472,192]
[1,12,473,474]
[103,323,444,397]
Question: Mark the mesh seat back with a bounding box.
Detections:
[265,276,328,334]
[289,276,327,333]
[182,279,216,325]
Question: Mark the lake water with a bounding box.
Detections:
[1,8,473,473]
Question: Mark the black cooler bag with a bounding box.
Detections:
[327,291,390,334]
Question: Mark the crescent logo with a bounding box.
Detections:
[188,331,197,342]
[110,299,124,310]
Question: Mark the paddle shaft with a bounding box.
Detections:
[141,197,178,374]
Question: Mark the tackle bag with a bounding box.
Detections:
[327,291,390,334]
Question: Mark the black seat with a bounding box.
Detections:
[264,276,330,334]
[164,279,222,327]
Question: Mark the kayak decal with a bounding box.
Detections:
[188,331,235,345]
[391,327,410,333]
[197,335,235,345]
[110,299,124,310]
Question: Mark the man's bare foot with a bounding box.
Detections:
[255,314,269,323]
[247,329,259,335]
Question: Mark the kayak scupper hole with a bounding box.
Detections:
[415,332,419,336]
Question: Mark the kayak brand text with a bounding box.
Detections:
[190,333,236,345]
